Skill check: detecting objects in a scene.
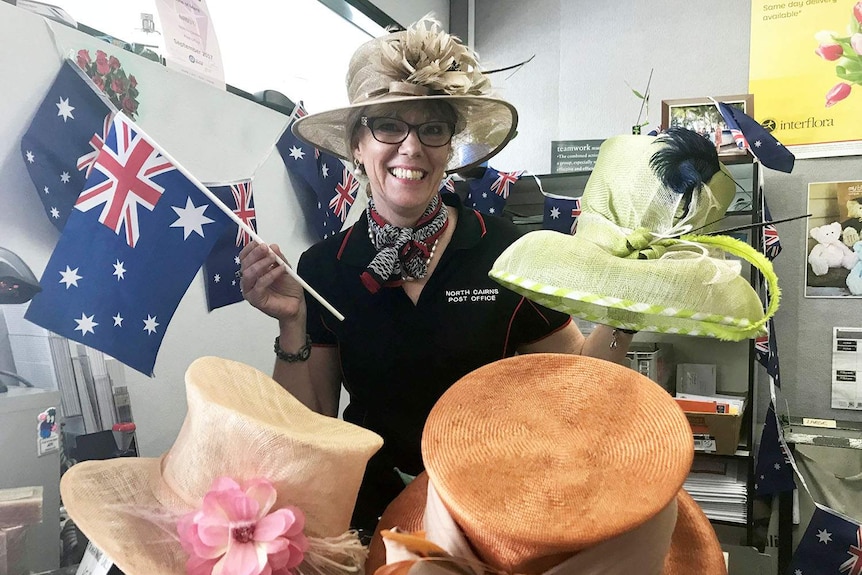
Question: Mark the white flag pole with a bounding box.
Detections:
[114,112,345,321]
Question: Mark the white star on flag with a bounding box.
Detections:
[214,274,221,283]
[60,172,71,183]
[50,207,60,219]
[113,313,124,326]
[44,186,50,194]
[56,97,75,122]
[170,197,215,239]
[113,259,126,280]
[288,145,305,160]
[74,313,97,335]
[550,207,561,219]
[25,151,34,163]
[322,164,329,178]
[817,529,832,543]
[143,315,159,334]
[234,256,240,265]
[59,265,82,288]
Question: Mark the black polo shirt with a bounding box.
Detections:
[298,194,572,471]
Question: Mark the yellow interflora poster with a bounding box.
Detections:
[749,1,862,157]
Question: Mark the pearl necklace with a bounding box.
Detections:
[367,227,440,282]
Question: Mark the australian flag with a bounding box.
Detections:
[542,192,582,234]
[20,60,115,231]
[716,101,795,173]
[202,180,255,310]
[464,167,523,215]
[755,317,781,385]
[275,102,354,240]
[789,504,862,575]
[25,113,230,376]
[754,401,795,496]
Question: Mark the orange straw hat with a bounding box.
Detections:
[367,354,726,575]
[60,357,383,575]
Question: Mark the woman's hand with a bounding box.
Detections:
[239,242,305,321]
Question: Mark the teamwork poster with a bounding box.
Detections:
[749,1,862,158]
[805,180,862,298]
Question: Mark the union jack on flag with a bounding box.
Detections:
[762,197,782,261]
[571,198,582,234]
[755,317,780,385]
[439,176,456,194]
[76,112,114,180]
[331,167,358,222]
[490,170,524,199]
[74,114,175,248]
[230,181,255,247]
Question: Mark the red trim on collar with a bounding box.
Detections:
[336,226,355,260]
[473,209,487,237]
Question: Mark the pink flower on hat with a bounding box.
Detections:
[177,477,308,575]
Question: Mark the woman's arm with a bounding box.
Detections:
[518,322,633,364]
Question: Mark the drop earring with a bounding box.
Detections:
[353,159,364,178]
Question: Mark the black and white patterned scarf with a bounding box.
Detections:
[361,194,449,293]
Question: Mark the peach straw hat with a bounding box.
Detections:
[367,354,727,575]
[60,357,383,575]
[292,17,518,174]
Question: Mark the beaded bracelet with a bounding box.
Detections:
[274,334,312,363]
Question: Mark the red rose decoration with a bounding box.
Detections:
[74,49,141,119]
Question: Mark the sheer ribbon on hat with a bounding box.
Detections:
[378,481,678,575]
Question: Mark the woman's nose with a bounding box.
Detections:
[398,128,423,155]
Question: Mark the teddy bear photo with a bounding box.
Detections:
[808,221,858,276]
[847,241,862,296]
[842,199,862,247]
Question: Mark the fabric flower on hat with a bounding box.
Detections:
[177,476,308,575]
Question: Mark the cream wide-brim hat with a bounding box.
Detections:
[292,19,518,174]
[60,357,383,575]
[490,131,779,341]
[366,354,727,575]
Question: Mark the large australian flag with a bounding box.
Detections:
[25,113,230,376]
[20,60,115,231]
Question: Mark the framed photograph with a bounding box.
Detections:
[805,180,862,299]
[661,94,754,160]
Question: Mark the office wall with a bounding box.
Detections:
[473,0,861,423]
[0,3,319,457]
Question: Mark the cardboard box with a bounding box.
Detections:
[626,342,674,393]
[684,395,747,455]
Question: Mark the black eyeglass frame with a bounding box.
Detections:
[359,116,456,147]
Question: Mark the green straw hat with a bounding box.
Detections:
[490,129,779,341]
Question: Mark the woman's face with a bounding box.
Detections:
[353,101,453,225]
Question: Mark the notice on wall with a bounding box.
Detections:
[749,1,862,158]
[551,139,603,173]
[832,327,862,409]
[155,0,225,89]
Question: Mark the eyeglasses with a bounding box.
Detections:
[360,116,455,147]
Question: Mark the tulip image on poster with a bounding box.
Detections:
[814,1,862,107]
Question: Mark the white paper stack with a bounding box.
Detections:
[684,457,748,523]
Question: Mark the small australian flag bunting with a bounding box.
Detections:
[202,179,256,311]
[464,167,523,216]
[20,60,115,231]
[762,196,783,261]
[275,102,354,240]
[25,113,230,376]
[789,503,862,575]
[715,101,795,173]
[542,191,582,234]
[755,317,781,386]
[754,401,795,496]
